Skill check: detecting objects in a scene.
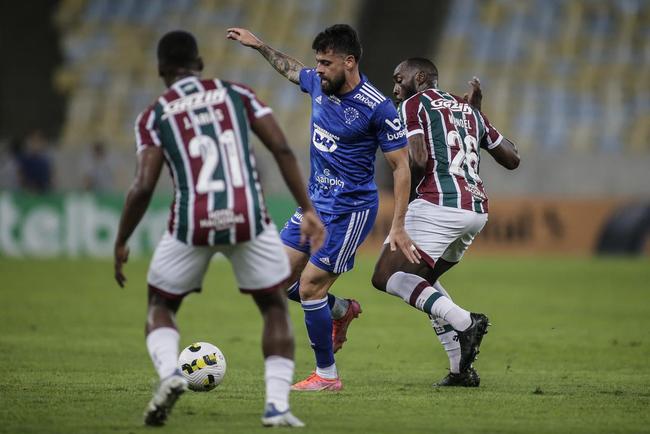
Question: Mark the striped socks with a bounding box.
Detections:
[430,281,461,374]
[385,272,471,331]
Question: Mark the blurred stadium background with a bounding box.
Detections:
[0,0,648,258]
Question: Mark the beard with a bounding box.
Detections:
[320,74,346,96]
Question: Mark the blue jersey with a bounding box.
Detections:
[299,68,407,213]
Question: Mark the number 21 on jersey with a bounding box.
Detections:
[188,131,244,194]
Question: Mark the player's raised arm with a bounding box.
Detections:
[113,147,164,287]
[464,77,520,170]
[226,28,305,85]
[251,113,325,251]
[463,76,482,110]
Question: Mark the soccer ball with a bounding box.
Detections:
[178,342,227,391]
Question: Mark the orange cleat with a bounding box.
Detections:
[291,372,343,391]
[332,299,362,353]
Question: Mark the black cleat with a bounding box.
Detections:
[434,366,480,387]
[456,313,490,372]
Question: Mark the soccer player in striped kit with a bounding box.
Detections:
[113,31,325,427]
[227,25,420,390]
[372,58,520,386]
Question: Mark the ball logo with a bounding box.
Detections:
[181,353,219,375]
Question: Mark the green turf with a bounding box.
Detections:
[1,255,649,434]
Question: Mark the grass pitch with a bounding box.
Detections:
[1,255,649,434]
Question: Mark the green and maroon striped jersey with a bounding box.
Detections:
[135,76,272,245]
[399,88,504,213]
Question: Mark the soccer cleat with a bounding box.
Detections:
[332,299,362,353]
[456,313,490,372]
[291,372,343,391]
[261,403,305,427]
[434,366,480,387]
[143,371,188,426]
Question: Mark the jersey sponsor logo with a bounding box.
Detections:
[430,99,473,114]
[162,89,227,117]
[312,123,339,153]
[353,92,377,108]
[385,118,407,141]
[315,168,345,189]
[464,183,487,200]
[385,118,402,130]
[199,209,245,230]
[344,107,359,125]
[315,95,322,104]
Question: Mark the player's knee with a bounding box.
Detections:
[298,273,330,300]
[371,270,388,292]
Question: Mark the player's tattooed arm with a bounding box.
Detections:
[227,27,304,85]
[257,44,304,84]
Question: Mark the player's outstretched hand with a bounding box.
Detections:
[299,209,326,253]
[389,226,421,264]
[463,76,482,111]
[114,243,129,288]
[226,28,263,49]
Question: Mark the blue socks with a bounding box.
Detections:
[301,296,334,369]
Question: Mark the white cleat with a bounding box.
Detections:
[143,371,188,426]
[261,403,305,428]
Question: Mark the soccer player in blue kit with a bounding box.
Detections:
[228,24,419,390]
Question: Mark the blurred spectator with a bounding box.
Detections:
[81,140,115,193]
[0,138,22,191]
[17,130,53,193]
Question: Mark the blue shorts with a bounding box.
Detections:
[280,206,378,274]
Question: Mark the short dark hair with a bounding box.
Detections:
[405,57,439,80]
[312,24,362,61]
[157,30,202,71]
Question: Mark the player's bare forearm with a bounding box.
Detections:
[385,148,411,229]
[390,162,410,229]
[257,44,304,84]
[385,147,420,262]
[115,186,154,245]
[115,148,164,245]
